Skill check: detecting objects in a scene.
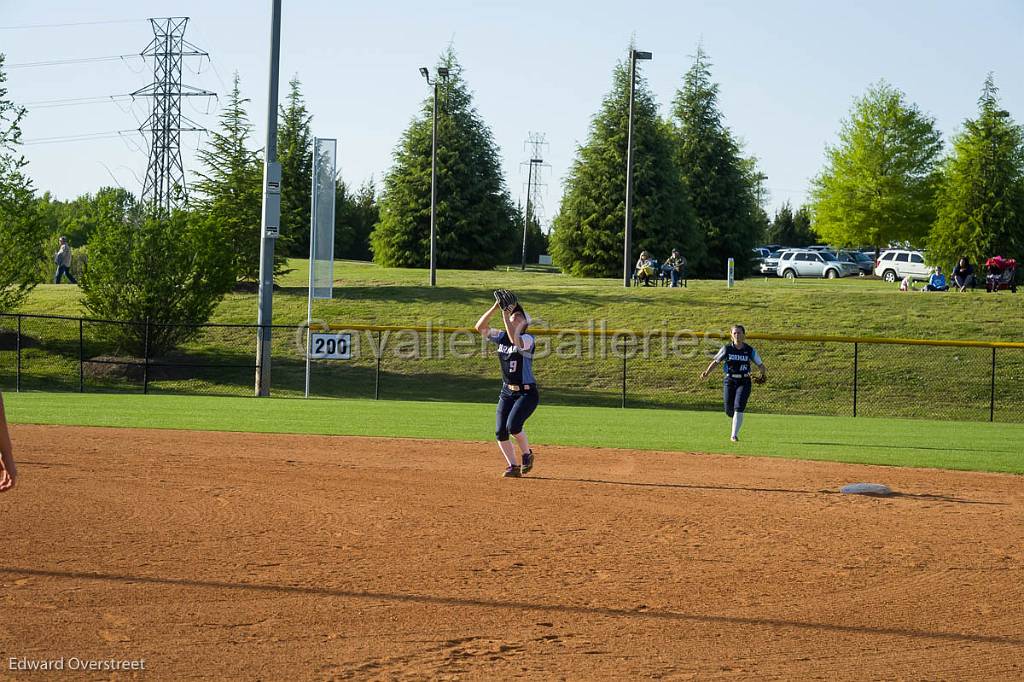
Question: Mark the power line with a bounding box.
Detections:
[22,95,134,109]
[0,19,145,30]
[21,130,140,145]
[8,54,143,69]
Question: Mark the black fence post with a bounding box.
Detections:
[143,319,151,395]
[621,338,628,409]
[79,318,84,393]
[853,342,859,417]
[990,347,996,423]
[374,329,381,400]
[16,314,21,393]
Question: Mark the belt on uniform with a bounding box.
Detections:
[505,383,535,392]
[727,374,750,379]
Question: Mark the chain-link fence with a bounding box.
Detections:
[2,313,1023,423]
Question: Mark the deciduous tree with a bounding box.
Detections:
[810,81,943,250]
[0,54,47,311]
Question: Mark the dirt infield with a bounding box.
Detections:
[1,426,1022,680]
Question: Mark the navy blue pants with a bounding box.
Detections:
[54,264,76,284]
[496,386,540,440]
[723,378,751,417]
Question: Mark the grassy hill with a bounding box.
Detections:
[5,260,1023,421]
[16,258,1024,340]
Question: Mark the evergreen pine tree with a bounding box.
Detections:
[519,203,548,265]
[193,73,282,281]
[793,205,816,246]
[371,48,517,269]
[335,178,378,261]
[671,45,765,276]
[278,76,313,257]
[767,202,796,245]
[767,201,817,246]
[928,75,1024,266]
[550,50,700,278]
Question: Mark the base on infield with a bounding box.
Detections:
[840,482,893,496]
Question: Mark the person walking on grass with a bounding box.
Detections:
[700,325,768,442]
[475,290,539,478]
[0,392,16,492]
[53,236,77,284]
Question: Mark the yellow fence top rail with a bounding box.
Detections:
[314,322,1024,350]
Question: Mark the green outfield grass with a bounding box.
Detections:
[5,392,1023,474]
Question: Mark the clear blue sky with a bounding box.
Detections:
[3,0,1022,228]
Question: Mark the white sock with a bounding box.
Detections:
[731,412,744,439]
[512,431,531,456]
[497,440,517,466]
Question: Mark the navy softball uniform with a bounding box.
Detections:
[714,343,762,417]
[487,330,539,440]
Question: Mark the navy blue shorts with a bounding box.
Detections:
[723,377,751,417]
[496,386,539,440]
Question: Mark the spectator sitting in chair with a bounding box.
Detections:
[662,249,686,288]
[952,257,974,292]
[635,251,656,286]
[923,266,949,292]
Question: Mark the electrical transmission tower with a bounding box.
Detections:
[520,132,550,270]
[132,17,214,213]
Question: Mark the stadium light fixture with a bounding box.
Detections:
[623,49,652,287]
[421,67,451,287]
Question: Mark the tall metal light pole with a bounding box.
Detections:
[255,0,282,396]
[420,66,449,287]
[623,49,652,288]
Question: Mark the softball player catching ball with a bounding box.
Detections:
[474,290,538,478]
[700,325,767,442]
[0,392,16,492]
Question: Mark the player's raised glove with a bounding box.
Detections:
[493,289,518,311]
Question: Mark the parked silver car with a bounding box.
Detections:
[777,249,859,279]
[837,249,874,275]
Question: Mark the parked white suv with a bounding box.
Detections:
[874,249,930,282]
[777,249,859,279]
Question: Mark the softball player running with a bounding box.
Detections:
[0,392,16,492]
[474,290,538,478]
[700,325,767,442]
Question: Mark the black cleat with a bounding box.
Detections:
[521,451,534,475]
[502,465,522,478]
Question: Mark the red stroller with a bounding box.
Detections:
[985,256,1017,292]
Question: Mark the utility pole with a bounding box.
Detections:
[255,0,283,397]
[132,17,214,213]
[521,132,549,270]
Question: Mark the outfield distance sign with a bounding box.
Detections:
[309,332,351,360]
